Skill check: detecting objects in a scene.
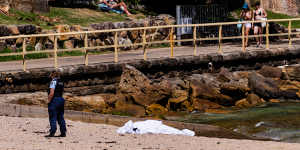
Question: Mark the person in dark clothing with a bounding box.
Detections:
[45,71,67,137]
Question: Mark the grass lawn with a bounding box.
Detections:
[0,47,111,62]
[0,7,146,29]
[266,10,300,28]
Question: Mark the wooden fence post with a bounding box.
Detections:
[84,33,89,66]
[288,20,292,48]
[266,22,270,49]
[242,24,245,52]
[22,38,26,71]
[143,29,147,60]
[54,35,58,69]
[170,27,174,58]
[218,25,223,53]
[193,26,197,56]
[114,32,118,63]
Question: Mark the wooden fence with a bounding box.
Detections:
[0,18,299,71]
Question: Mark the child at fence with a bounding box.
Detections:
[240,3,252,47]
[253,2,267,48]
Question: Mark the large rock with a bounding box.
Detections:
[8,92,48,106]
[160,78,189,90]
[235,94,265,108]
[235,99,252,108]
[192,98,223,111]
[7,25,20,35]
[119,65,171,106]
[6,92,109,113]
[55,25,71,41]
[248,72,281,99]
[100,94,127,106]
[220,82,250,101]
[258,66,283,78]
[114,99,145,117]
[64,94,108,113]
[17,25,37,34]
[188,74,233,106]
[168,95,188,104]
[285,66,300,81]
[246,93,265,105]
[167,89,190,112]
[249,72,300,100]
[0,25,11,36]
[276,80,300,99]
[146,104,168,116]
[217,68,234,83]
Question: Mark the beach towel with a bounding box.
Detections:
[98,3,123,14]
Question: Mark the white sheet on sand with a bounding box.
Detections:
[117,120,195,136]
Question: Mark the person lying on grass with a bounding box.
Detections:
[97,0,132,16]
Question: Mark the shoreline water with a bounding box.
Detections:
[175,102,300,143]
[1,116,300,150]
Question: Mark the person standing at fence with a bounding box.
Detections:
[45,71,67,137]
[253,2,267,48]
[240,3,252,47]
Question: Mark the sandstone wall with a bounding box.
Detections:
[1,47,300,95]
[0,0,49,13]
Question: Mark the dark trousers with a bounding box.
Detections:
[48,97,66,134]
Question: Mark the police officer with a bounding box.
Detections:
[45,71,67,137]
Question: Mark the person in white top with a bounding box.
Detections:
[253,2,267,47]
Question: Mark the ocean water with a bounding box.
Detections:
[176,102,300,143]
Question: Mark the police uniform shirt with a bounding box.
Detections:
[49,78,64,97]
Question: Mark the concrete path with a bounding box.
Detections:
[0,41,298,72]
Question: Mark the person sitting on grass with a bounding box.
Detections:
[97,0,132,16]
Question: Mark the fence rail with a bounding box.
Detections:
[0,18,300,71]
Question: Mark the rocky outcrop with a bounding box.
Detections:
[3,62,300,117]
[248,71,300,100]
[119,65,171,107]
[113,98,145,117]
[188,74,234,106]
[6,92,109,113]
[258,66,283,78]
[248,72,281,99]
[285,66,300,81]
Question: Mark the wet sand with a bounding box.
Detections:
[0,116,300,150]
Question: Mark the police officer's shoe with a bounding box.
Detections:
[59,133,66,137]
[45,133,55,137]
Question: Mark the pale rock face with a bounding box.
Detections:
[0,0,9,14]
[0,0,49,13]
[12,0,33,12]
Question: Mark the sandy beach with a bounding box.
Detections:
[0,116,300,150]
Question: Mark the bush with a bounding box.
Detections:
[123,0,142,6]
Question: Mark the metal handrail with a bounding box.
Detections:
[0,18,299,71]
